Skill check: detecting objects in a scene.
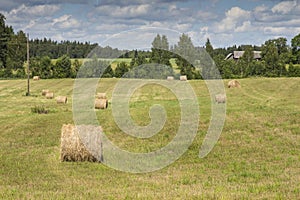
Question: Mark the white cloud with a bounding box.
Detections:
[5,4,60,20]
[94,4,152,18]
[263,26,300,36]
[52,15,81,29]
[235,21,253,32]
[272,0,297,14]
[213,7,251,33]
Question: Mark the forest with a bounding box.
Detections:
[1,12,300,79]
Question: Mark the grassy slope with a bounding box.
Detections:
[0,78,299,199]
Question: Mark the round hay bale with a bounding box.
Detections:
[180,75,187,81]
[45,92,54,99]
[42,89,49,96]
[96,93,107,99]
[228,80,241,88]
[33,76,40,81]
[60,124,103,162]
[167,76,174,81]
[215,94,226,104]
[56,96,68,104]
[95,99,108,109]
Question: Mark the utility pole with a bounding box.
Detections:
[26,33,30,96]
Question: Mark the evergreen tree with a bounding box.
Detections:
[54,55,72,78]
[115,62,128,78]
[205,38,214,58]
[102,64,114,78]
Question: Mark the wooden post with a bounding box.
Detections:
[26,33,30,96]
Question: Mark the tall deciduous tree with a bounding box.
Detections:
[150,34,171,66]
[291,33,300,64]
[261,41,286,77]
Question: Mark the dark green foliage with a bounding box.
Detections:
[261,40,286,77]
[149,34,171,66]
[288,63,300,77]
[102,64,114,78]
[53,55,72,78]
[174,34,199,79]
[71,59,82,78]
[31,56,53,79]
[205,38,214,58]
[291,33,300,64]
[115,62,129,78]
[31,105,49,114]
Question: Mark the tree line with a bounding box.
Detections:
[1,12,300,79]
[0,13,125,78]
[90,33,300,79]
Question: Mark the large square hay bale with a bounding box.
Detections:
[60,124,103,162]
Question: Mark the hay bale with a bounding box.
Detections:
[96,93,107,99]
[33,76,40,81]
[167,76,174,81]
[60,124,103,162]
[215,94,226,104]
[42,89,49,96]
[180,75,187,81]
[56,96,68,104]
[45,92,54,99]
[228,80,241,88]
[95,99,108,109]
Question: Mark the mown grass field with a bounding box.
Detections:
[0,78,299,199]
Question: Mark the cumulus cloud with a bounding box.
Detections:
[271,0,297,14]
[52,15,81,29]
[235,21,253,32]
[4,4,60,22]
[213,7,251,33]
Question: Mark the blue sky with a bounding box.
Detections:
[1,0,300,50]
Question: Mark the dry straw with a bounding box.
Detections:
[60,124,103,162]
[95,99,108,109]
[42,89,49,96]
[96,93,107,99]
[33,76,40,81]
[45,92,54,99]
[56,96,68,104]
[180,75,187,81]
[228,80,241,88]
[215,94,226,104]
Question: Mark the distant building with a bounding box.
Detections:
[225,51,262,61]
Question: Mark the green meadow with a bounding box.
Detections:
[0,78,299,199]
